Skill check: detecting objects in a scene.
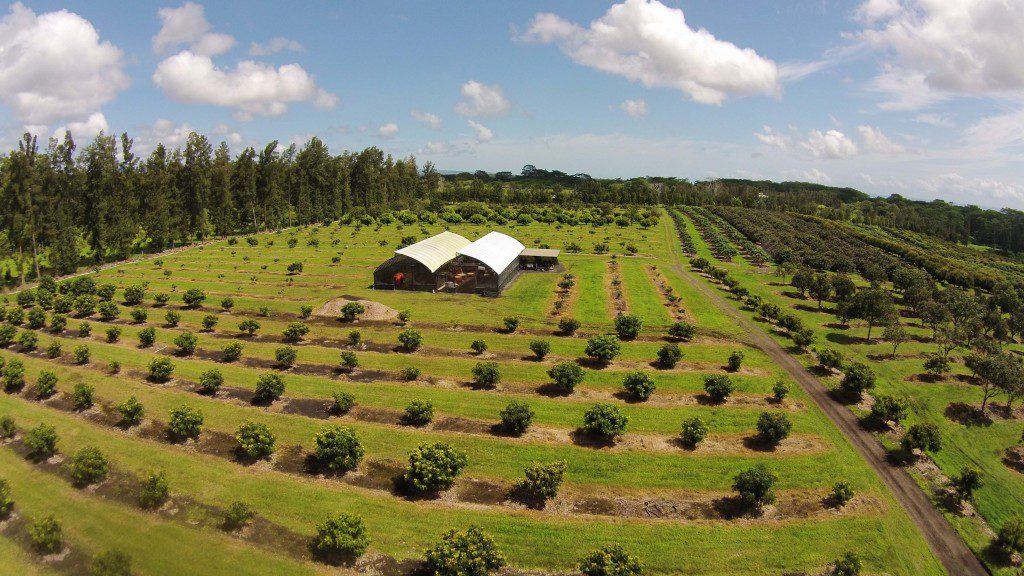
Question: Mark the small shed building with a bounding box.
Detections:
[372,231,471,291]
[518,248,561,271]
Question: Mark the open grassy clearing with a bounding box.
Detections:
[0,214,946,575]
[674,207,1024,574]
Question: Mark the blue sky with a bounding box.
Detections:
[1,0,1023,209]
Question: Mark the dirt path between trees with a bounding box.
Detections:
[663,222,986,576]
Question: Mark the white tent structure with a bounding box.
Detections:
[394,231,471,272]
[372,231,471,291]
[452,231,526,295]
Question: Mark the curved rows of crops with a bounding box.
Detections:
[681,207,738,260]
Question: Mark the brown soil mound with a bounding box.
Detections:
[315,297,398,321]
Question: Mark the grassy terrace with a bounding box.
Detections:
[0,213,943,575]
[675,209,1024,575]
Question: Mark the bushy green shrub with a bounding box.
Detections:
[330,391,356,415]
[901,423,942,455]
[275,346,298,367]
[502,317,520,332]
[584,334,620,362]
[238,319,260,335]
[472,361,501,388]
[310,513,370,563]
[500,400,534,436]
[201,314,218,331]
[313,425,364,472]
[733,464,777,509]
[164,310,181,327]
[339,350,358,371]
[198,369,223,394]
[235,420,276,460]
[168,405,203,439]
[25,423,58,458]
[148,357,174,381]
[581,404,627,440]
[253,373,285,403]
[703,374,734,403]
[222,341,243,362]
[222,501,255,531]
[105,326,121,343]
[29,515,62,553]
[182,288,206,307]
[138,470,169,509]
[516,460,566,503]
[403,442,468,494]
[548,362,584,392]
[656,343,683,368]
[117,396,145,426]
[69,446,108,486]
[424,526,505,576]
[339,302,365,322]
[558,317,581,336]
[403,400,434,425]
[173,331,198,355]
[578,545,641,576]
[90,550,133,576]
[398,328,422,351]
[72,383,94,410]
[34,371,57,398]
[668,321,695,341]
[831,482,854,507]
[755,412,792,446]
[680,417,709,448]
[621,371,655,401]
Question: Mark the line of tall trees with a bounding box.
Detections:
[0,131,437,283]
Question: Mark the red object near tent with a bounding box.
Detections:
[393,272,405,287]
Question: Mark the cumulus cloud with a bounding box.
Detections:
[754,125,792,150]
[211,122,243,146]
[800,129,859,159]
[153,51,338,120]
[0,3,129,126]
[53,112,109,140]
[249,37,304,56]
[153,2,234,56]
[620,99,647,118]
[857,125,906,153]
[468,120,493,142]
[855,0,1024,108]
[519,0,779,105]
[411,110,442,129]
[455,81,510,116]
[961,108,1024,155]
[378,123,399,139]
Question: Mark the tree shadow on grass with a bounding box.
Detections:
[825,332,862,346]
[569,429,617,449]
[944,402,992,427]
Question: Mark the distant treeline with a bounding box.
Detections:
[1,129,1021,284]
[449,170,1024,254]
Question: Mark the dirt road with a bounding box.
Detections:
[664,241,986,575]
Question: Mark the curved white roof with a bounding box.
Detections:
[395,231,471,272]
[458,231,525,273]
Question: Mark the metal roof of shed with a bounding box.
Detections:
[519,248,561,258]
[458,231,526,273]
[394,231,471,273]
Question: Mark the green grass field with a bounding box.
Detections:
[0,213,945,575]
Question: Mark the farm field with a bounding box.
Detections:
[0,213,946,575]
[676,206,1024,575]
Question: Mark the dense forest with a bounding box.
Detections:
[2,129,1022,285]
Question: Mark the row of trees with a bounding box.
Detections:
[0,131,436,281]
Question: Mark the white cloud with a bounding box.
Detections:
[921,173,1024,204]
[153,2,234,56]
[0,3,128,126]
[800,129,859,159]
[754,125,792,150]
[468,120,493,142]
[519,0,779,105]
[132,118,196,154]
[455,81,510,116]
[411,110,442,129]
[855,0,1024,108]
[783,168,831,184]
[961,108,1024,155]
[152,51,338,120]
[619,99,647,118]
[211,122,243,145]
[913,113,954,128]
[857,125,906,153]
[53,112,109,140]
[249,37,304,56]
[378,123,399,139]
